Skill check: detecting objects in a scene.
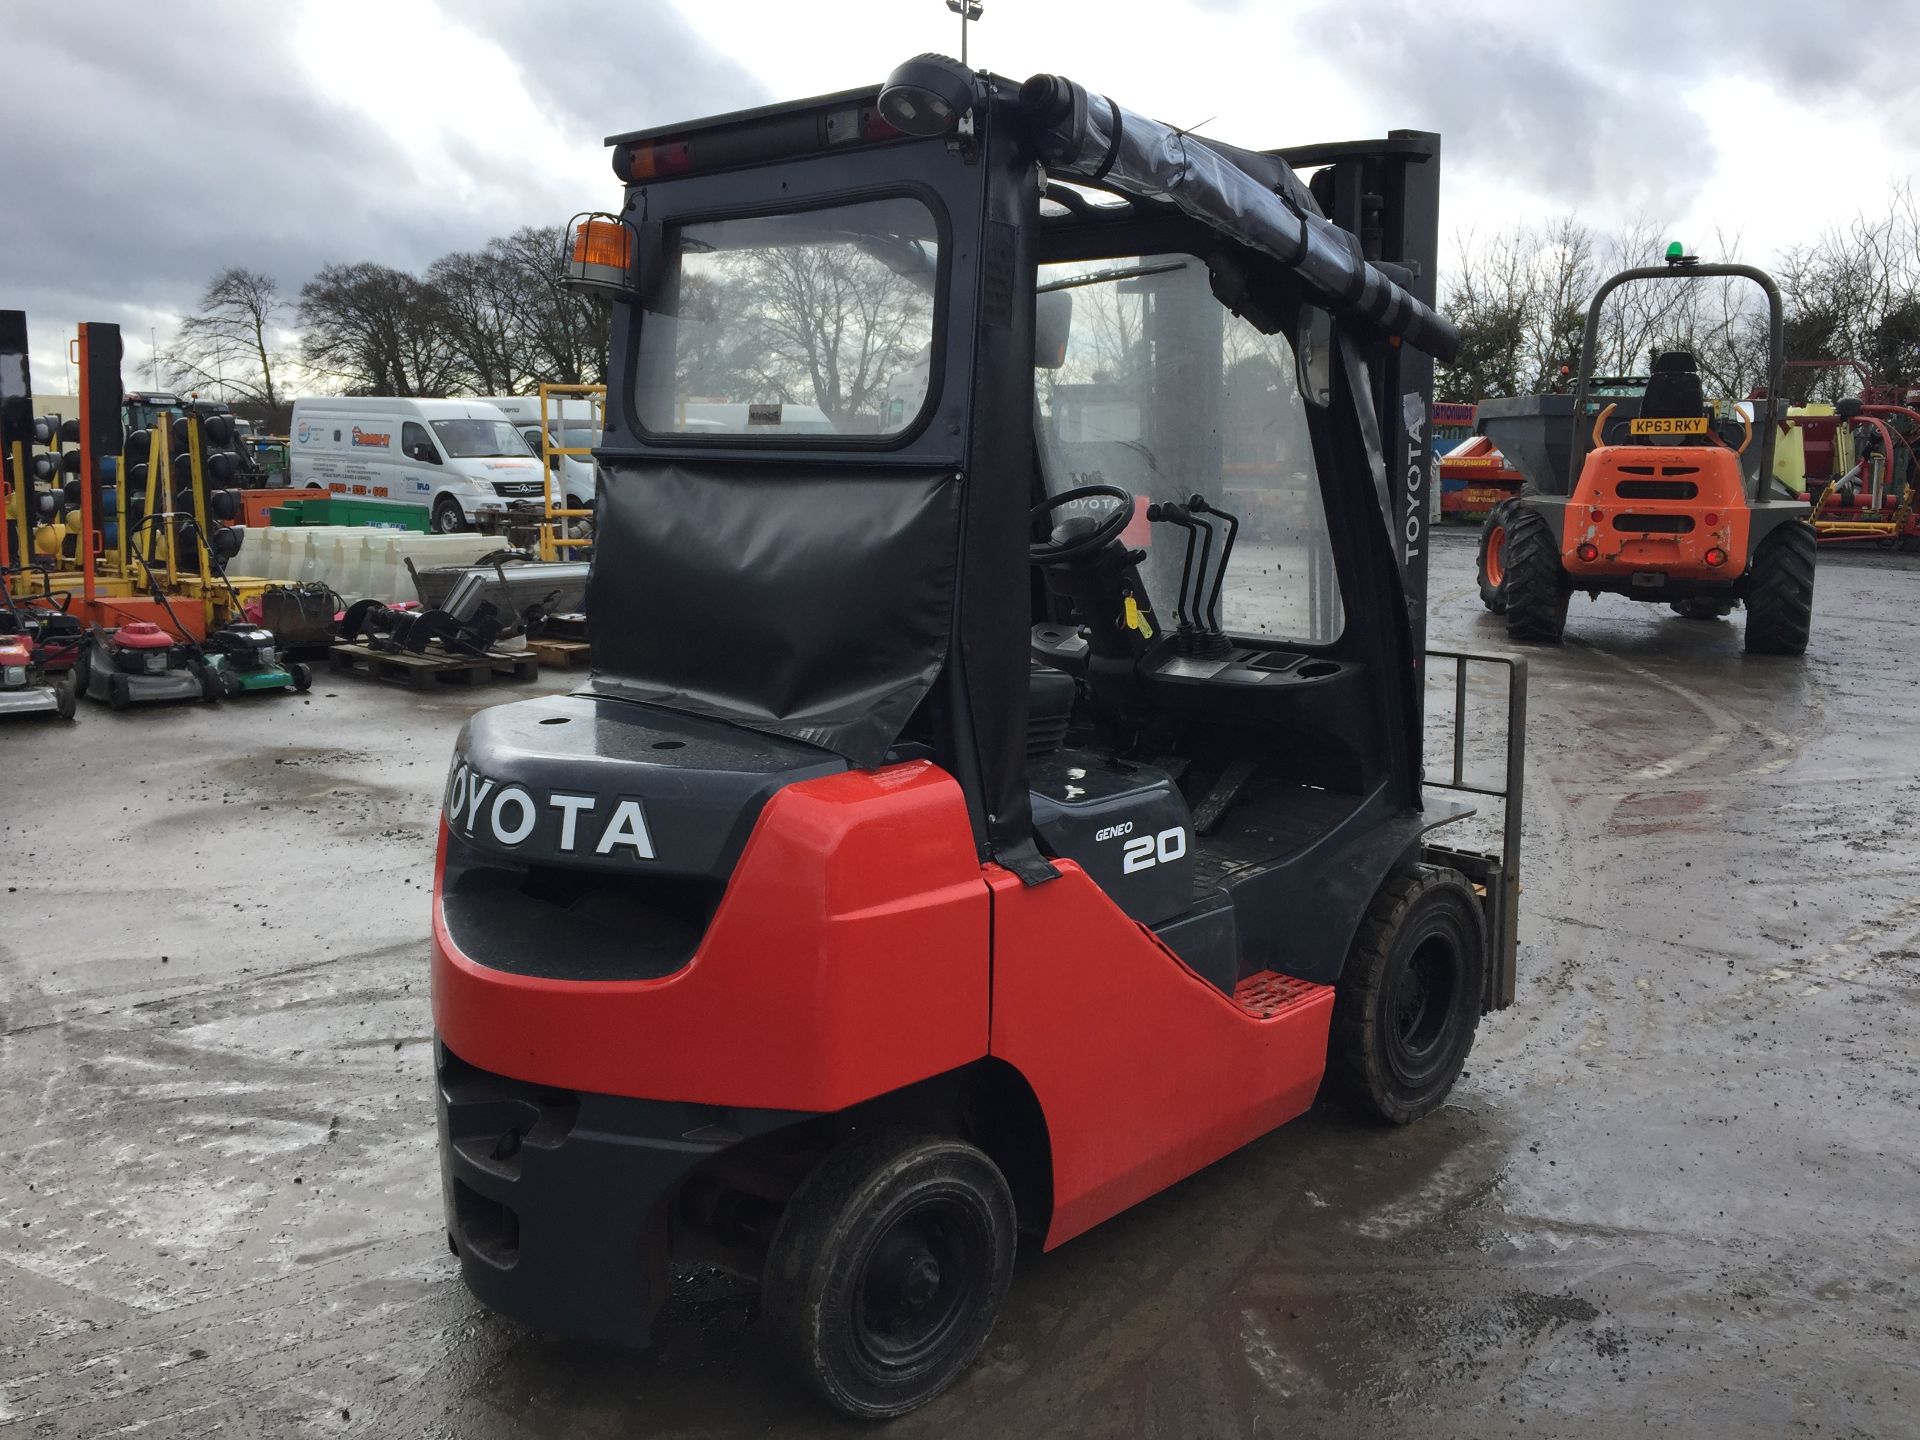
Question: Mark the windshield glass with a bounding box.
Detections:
[635,195,939,438]
[1035,255,1342,644]
[431,418,530,459]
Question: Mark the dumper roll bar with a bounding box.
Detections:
[1568,261,1786,502]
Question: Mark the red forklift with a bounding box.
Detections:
[432,56,1526,1418]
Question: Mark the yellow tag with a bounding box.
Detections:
[1629,415,1709,436]
[1123,595,1153,638]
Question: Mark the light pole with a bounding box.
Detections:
[944,0,982,65]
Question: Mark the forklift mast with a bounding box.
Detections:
[1281,133,1443,682]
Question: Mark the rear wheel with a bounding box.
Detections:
[1743,520,1816,655]
[1329,866,1486,1126]
[1476,501,1515,613]
[1671,597,1734,620]
[1501,506,1569,643]
[763,1131,1016,1419]
[290,660,312,693]
[107,673,131,711]
[53,672,76,721]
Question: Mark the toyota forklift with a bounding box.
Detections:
[1475,252,1817,653]
[431,55,1526,1418]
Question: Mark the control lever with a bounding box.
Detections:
[1147,495,1235,659]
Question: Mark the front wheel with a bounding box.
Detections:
[1501,506,1569,644]
[54,672,77,721]
[107,673,131,711]
[1743,520,1816,656]
[1476,500,1516,613]
[289,660,312,693]
[763,1131,1017,1420]
[1328,866,1487,1126]
[431,496,469,534]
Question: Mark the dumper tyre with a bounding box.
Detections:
[763,1130,1016,1420]
[1476,501,1516,613]
[1743,520,1816,656]
[1501,506,1568,643]
[1329,865,1486,1126]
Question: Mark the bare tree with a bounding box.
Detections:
[164,267,289,412]
[718,244,929,426]
[430,245,533,394]
[298,263,463,396]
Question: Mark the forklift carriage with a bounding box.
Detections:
[432,57,1526,1418]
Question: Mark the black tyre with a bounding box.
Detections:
[1743,520,1816,656]
[1476,500,1515,613]
[1501,506,1569,644]
[1329,866,1487,1126]
[72,645,93,699]
[763,1131,1017,1420]
[220,666,245,699]
[107,673,131,711]
[1671,597,1733,620]
[54,672,77,721]
[289,660,312,693]
[192,661,222,702]
[431,496,469,534]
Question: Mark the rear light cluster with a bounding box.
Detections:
[612,104,906,186]
[1704,547,1728,568]
[1576,542,1599,562]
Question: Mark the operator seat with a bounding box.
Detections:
[1638,351,1709,431]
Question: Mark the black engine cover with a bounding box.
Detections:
[1028,750,1194,925]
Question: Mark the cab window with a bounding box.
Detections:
[1035,255,1343,645]
[401,421,439,464]
[635,195,939,440]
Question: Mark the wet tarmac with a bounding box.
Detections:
[2,532,1917,1437]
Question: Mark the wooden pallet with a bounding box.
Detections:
[327,641,539,688]
[528,637,591,670]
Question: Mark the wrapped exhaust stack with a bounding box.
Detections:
[1020,74,1461,361]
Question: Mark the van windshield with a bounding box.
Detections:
[431,419,530,458]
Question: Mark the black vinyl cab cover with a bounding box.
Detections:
[583,64,1458,867]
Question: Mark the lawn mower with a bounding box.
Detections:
[72,620,217,710]
[1474,251,1816,654]
[430,58,1526,1419]
[201,621,311,698]
[0,575,80,720]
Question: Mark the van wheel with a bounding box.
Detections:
[1501,506,1569,643]
[763,1131,1016,1420]
[431,497,468,534]
[1743,520,1816,656]
[1476,501,1515,613]
[1329,866,1486,1126]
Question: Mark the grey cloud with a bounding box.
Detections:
[1295,2,1717,218]
[1,0,765,383]
[457,0,769,143]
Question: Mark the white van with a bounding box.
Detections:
[477,395,600,511]
[288,397,543,533]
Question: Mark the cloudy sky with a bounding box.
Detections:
[4,0,1910,394]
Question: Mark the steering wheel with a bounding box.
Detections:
[1028,484,1136,565]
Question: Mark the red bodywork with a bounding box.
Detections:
[432,761,1336,1251]
[1561,444,1749,581]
